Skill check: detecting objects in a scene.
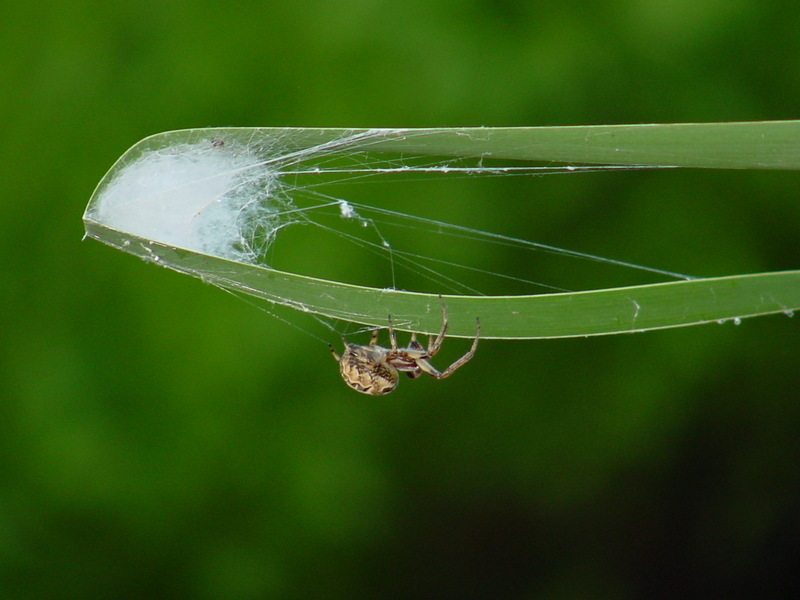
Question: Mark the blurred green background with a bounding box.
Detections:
[2,1,800,598]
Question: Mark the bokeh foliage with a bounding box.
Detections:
[1,1,800,598]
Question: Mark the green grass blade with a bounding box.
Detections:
[83,122,800,339]
[82,224,800,339]
[367,121,800,169]
[105,120,800,172]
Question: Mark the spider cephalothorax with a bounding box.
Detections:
[329,299,480,395]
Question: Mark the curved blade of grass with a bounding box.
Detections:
[368,121,800,169]
[84,122,800,339]
[83,224,800,339]
[111,120,800,170]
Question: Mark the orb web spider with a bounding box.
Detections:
[329,298,480,395]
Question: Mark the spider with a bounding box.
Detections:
[329,299,480,395]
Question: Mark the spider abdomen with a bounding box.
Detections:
[339,344,399,395]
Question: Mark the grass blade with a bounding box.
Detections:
[84,122,800,339]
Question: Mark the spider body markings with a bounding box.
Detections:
[329,299,480,395]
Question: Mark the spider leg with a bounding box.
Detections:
[369,328,380,347]
[387,315,399,352]
[427,295,449,357]
[412,359,443,379]
[427,317,481,379]
[329,344,341,362]
[409,333,424,351]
